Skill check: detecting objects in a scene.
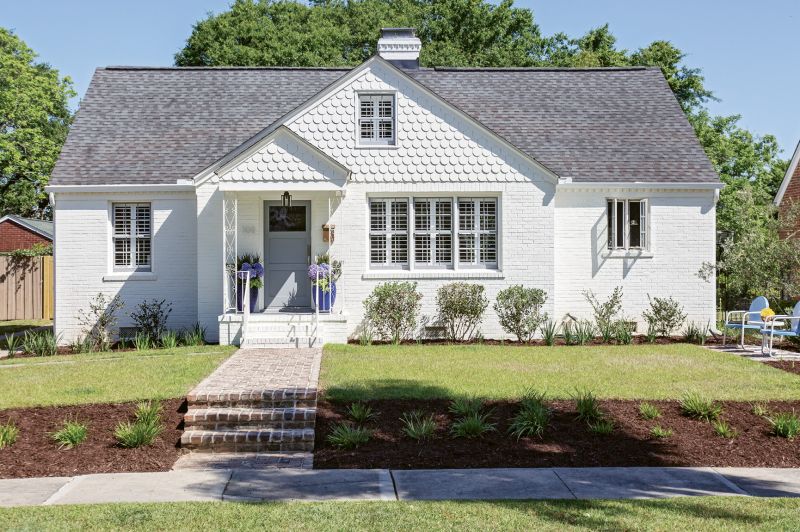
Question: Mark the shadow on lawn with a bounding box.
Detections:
[322,379,455,402]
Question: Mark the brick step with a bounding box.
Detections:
[187,389,318,410]
[181,429,314,453]
[245,324,317,334]
[246,314,317,323]
[184,407,316,431]
[241,336,322,348]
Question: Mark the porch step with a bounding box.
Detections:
[246,323,318,334]
[242,336,323,348]
[184,407,316,431]
[187,388,317,409]
[181,428,314,453]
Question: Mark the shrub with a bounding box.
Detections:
[767,411,800,439]
[77,293,123,350]
[133,332,151,351]
[583,286,623,340]
[327,423,371,449]
[130,299,173,342]
[160,330,179,349]
[0,422,19,449]
[680,393,722,422]
[751,402,769,417]
[650,425,673,439]
[347,403,377,425]
[450,412,496,439]
[508,402,551,440]
[181,323,206,346]
[683,321,708,344]
[114,402,163,448]
[52,420,88,449]
[493,285,548,343]
[436,283,488,341]
[588,418,614,435]
[614,321,634,345]
[69,335,94,354]
[573,390,603,422]
[448,396,484,418]
[400,410,437,440]
[712,419,738,439]
[639,402,661,420]
[4,334,19,357]
[539,320,557,346]
[642,295,687,337]
[575,320,595,345]
[22,330,59,357]
[363,282,422,344]
[562,320,577,345]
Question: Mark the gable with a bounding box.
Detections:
[285,60,555,188]
[775,139,800,206]
[214,127,349,190]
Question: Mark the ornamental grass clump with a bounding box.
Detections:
[400,410,437,440]
[450,412,496,439]
[650,425,673,439]
[133,332,151,351]
[114,401,163,448]
[327,423,371,449]
[562,320,577,346]
[22,330,59,357]
[448,396,484,418]
[52,420,88,449]
[160,330,179,349]
[575,320,596,345]
[0,422,19,449]
[436,282,488,342]
[639,402,661,420]
[680,393,722,422]
[588,418,614,435]
[683,321,708,345]
[181,323,206,346]
[3,333,19,357]
[751,403,769,417]
[539,320,557,346]
[767,411,800,440]
[347,402,377,425]
[573,389,603,422]
[614,321,634,345]
[508,394,551,440]
[711,419,738,439]
[493,285,548,343]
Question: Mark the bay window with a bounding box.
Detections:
[369,197,498,269]
[607,199,647,250]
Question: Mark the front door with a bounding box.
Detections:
[264,201,311,309]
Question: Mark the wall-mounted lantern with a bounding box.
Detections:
[322,224,335,243]
[281,191,292,208]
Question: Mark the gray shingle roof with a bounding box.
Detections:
[51,64,718,185]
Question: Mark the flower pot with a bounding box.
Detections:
[236,283,259,313]
[312,282,336,312]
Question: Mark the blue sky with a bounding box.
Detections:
[4,0,799,154]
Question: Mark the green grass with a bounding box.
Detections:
[321,344,800,401]
[0,319,51,337]
[2,498,800,530]
[0,345,235,408]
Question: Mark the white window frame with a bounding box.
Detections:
[413,198,454,269]
[357,93,396,146]
[369,198,409,269]
[112,203,152,272]
[368,196,499,271]
[607,198,648,251]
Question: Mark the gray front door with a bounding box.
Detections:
[264,201,311,309]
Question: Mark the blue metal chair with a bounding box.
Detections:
[723,296,769,348]
[760,301,800,356]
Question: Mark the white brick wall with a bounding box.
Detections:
[54,192,197,343]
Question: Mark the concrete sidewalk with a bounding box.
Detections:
[2,467,800,507]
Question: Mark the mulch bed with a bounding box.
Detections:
[314,399,800,470]
[765,361,800,376]
[0,399,185,478]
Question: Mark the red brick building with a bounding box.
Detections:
[776,140,800,232]
[0,215,53,252]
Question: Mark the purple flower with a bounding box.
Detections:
[251,262,264,278]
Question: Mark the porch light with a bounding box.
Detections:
[281,191,292,208]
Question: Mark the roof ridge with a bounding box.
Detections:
[431,66,656,72]
[101,66,354,71]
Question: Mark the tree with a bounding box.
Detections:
[0,28,74,219]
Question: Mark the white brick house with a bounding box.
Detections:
[47,29,720,346]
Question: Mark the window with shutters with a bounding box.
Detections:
[369,197,498,270]
[112,203,151,271]
[358,94,395,146]
[606,199,647,250]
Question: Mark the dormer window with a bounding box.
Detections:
[358,94,395,146]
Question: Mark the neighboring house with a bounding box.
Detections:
[0,215,53,253]
[774,138,800,234]
[47,28,721,346]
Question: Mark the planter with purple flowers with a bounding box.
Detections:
[309,256,341,312]
[237,254,264,313]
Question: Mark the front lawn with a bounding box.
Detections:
[321,344,800,401]
[2,498,800,530]
[0,345,235,408]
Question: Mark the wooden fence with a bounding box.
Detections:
[0,256,54,321]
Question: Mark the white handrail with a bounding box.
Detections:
[238,270,251,346]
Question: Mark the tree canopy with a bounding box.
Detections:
[0,28,74,219]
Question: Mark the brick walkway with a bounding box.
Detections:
[176,348,322,469]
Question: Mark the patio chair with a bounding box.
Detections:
[760,301,800,357]
[723,296,769,348]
